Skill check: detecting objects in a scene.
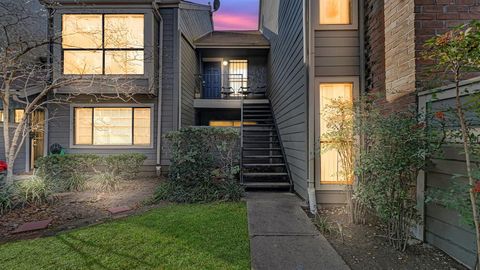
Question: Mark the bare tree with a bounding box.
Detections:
[0,0,145,185]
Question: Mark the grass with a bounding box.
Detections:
[0,202,250,270]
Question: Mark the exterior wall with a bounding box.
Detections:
[418,78,480,269]
[0,128,28,174]
[262,0,308,198]
[364,0,386,97]
[384,0,416,105]
[415,0,480,90]
[180,37,197,126]
[46,95,158,176]
[178,7,212,127]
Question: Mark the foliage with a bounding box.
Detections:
[89,172,119,193]
[0,175,14,215]
[423,20,480,267]
[35,153,146,193]
[15,176,51,206]
[0,203,251,270]
[155,127,243,203]
[355,98,444,251]
[313,215,333,235]
[319,98,359,223]
[103,153,147,180]
[35,154,99,192]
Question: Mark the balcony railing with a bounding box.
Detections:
[195,73,266,99]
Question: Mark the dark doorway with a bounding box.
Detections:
[202,61,222,99]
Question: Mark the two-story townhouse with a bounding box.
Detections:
[260,0,479,268]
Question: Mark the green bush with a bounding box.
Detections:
[0,183,14,215]
[155,127,243,203]
[103,153,147,180]
[35,154,99,192]
[16,176,51,206]
[35,153,147,192]
[89,172,119,192]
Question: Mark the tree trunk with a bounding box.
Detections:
[454,75,480,270]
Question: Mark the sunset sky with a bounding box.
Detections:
[191,0,259,30]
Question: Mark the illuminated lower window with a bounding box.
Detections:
[319,83,353,184]
[74,107,151,146]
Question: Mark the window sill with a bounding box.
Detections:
[69,144,154,150]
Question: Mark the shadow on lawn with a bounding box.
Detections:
[57,233,155,269]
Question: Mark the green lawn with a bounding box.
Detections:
[0,203,250,270]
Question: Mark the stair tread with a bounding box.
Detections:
[243,147,281,150]
[243,182,291,188]
[243,163,286,167]
[243,155,283,158]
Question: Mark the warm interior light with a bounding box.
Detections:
[222,60,229,66]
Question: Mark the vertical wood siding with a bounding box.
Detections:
[262,0,308,198]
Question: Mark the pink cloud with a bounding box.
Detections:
[213,12,258,30]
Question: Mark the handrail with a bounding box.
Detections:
[269,102,294,191]
[239,75,245,185]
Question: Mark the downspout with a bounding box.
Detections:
[304,0,317,215]
[153,2,164,176]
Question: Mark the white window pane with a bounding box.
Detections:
[75,108,93,145]
[320,0,351,25]
[64,50,103,75]
[319,83,353,183]
[105,51,144,75]
[104,14,144,49]
[93,108,132,145]
[62,14,102,49]
[133,108,151,145]
[229,60,248,93]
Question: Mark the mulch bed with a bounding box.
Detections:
[0,178,162,243]
[312,207,467,270]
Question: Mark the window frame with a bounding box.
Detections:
[61,13,145,76]
[314,0,358,30]
[69,103,154,149]
[314,77,359,187]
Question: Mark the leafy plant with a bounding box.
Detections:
[313,215,333,235]
[423,20,480,268]
[0,182,14,215]
[103,153,147,180]
[89,172,119,193]
[355,99,444,251]
[15,176,51,206]
[155,127,243,203]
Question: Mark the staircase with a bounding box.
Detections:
[240,100,292,190]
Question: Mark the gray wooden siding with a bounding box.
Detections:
[262,0,308,198]
[180,36,197,126]
[314,30,360,76]
[178,7,212,127]
[424,96,477,268]
[46,95,158,175]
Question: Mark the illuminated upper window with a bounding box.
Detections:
[62,14,144,75]
[319,0,351,25]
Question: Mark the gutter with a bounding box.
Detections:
[304,0,318,215]
[152,1,164,176]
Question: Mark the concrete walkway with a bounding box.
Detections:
[247,192,350,270]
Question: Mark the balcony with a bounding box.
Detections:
[194,73,267,109]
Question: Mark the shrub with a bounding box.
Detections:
[15,176,51,206]
[0,183,14,215]
[103,153,147,180]
[155,127,243,203]
[89,172,119,192]
[35,154,99,192]
[355,102,444,251]
[35,153,147,192]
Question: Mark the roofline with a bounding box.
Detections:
[41,0,211,11]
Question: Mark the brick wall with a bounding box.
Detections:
[415,0,480,90]
[364,0,386,97]
[384,0,417,105]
